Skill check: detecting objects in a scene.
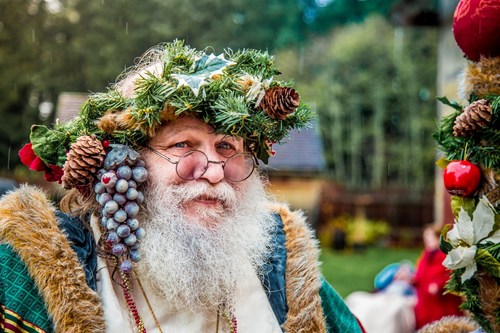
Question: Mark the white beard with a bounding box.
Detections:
[136,174,274,313]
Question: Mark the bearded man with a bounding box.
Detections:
[0,41,364,333]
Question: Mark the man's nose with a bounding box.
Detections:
[199,151,225,184]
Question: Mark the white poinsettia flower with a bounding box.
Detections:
[443,196,497,282]
[443,245,477,282]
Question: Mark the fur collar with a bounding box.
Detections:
[0,185,105,333]
[271,203,327,333]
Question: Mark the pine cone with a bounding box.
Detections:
[62,135,106,189]
[259,87,300,120]
[453,99,493,137]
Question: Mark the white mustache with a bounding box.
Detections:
[167,181,239,207]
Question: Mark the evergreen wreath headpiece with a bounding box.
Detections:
[433,1,500,332]
[19,40,313,187]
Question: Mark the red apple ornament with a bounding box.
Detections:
[443,160,481,197]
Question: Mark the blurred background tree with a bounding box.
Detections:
[0,0,438,193]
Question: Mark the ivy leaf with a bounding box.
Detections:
[30,125,68,166]
[476,249,500,278]
[171,53,236,96]
[451,196,476,217]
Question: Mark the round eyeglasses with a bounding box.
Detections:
[147,146,257,182]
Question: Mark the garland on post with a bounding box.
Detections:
[433,1,500,332]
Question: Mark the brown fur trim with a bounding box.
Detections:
[417,316,479,333]
[0,185,105,333]
[477,271,500,332]
[460,56,500,99]
[271,203,327,333]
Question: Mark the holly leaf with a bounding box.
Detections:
[30,125,68,166]
[171,53,235,96]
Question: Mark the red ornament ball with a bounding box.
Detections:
[453,0,500,62]
[443,160,481,197]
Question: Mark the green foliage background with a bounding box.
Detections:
[0,0,438,192]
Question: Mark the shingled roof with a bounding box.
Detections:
[55,92,326,175]
[265,121,326,175]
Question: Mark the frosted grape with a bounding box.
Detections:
[124,201,139,217]
[127,218,139,231]
[101,172,118,188]
[115,179,129,193]
[94,182,105,194]
[127,180,137,189]
[105,186,116,194]
[112,243,127,256]
[117,165,132,180]
[117,224,131,238]
[107,231,119,244]
[106,218,119,230]
[113,193,127,205]
[130,250,141,262]
[104,200,119,214]
[124,234,137,246]
[125,188,138,200]
[135,227,146,240]
[136,159,146,167]
[132,167,148,183]
[98,192,112,206]
[114,209,128,223]
[136,191,144,204]
[120,260,133,273]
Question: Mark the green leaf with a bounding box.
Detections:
[440,224,453,254]
[437,96,463,111]
[476,249,500,278]
[435,157,450,170]
[451,196,476,218]
[30,125,68,166]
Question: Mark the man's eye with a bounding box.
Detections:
[172,142,189,148]
[216,142,238,157]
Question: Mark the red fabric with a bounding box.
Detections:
[413,249,463,329]
[18,143,47,171]
[18,143,63,183]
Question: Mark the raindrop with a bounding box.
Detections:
[125,22,128,35]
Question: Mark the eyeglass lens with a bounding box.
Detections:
[176,150,254,182]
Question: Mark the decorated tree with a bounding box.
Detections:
[435,1,500,332]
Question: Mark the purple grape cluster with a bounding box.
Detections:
[94,144,148,273]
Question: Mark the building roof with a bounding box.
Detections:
[264,121,325,174]
[55,92,89,122]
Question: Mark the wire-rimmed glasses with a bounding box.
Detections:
[147,146,257,182]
